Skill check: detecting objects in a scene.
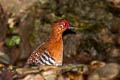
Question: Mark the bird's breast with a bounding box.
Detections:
[48,39,63,64]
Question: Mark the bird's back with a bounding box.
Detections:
[26,42,53,65]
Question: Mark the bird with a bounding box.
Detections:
[26,20,75,66]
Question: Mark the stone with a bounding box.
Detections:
[88,63,119,80]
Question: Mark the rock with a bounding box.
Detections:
[42,69,57,80]
[88,63,119,80]
[108,47,120,57]
[23,74,44,80]
[90,61,106,71]
[0,51,10,64]
[57,75,65,80]
[63,34,81,58]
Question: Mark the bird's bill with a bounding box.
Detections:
[69,24,75,29]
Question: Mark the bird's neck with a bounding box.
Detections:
[47,31,63,64]
[48,32,63,43]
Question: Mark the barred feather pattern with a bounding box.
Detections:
[34,50,55,65]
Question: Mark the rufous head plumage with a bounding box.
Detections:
[52,20,74,34]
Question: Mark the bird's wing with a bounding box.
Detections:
[34,50,55,65]
[26,47,55,66]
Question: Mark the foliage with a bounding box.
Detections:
[6,36,21,47]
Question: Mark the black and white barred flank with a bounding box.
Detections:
[34,50,55,65]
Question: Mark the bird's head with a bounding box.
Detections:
[52,20,75,34]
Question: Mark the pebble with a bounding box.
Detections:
[88,63,119,80]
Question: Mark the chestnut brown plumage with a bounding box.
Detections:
[26,20,75,66]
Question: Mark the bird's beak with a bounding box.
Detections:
[69,24,75,29]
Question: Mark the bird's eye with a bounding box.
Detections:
[64,23,67,26]
[60,25,64,29]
